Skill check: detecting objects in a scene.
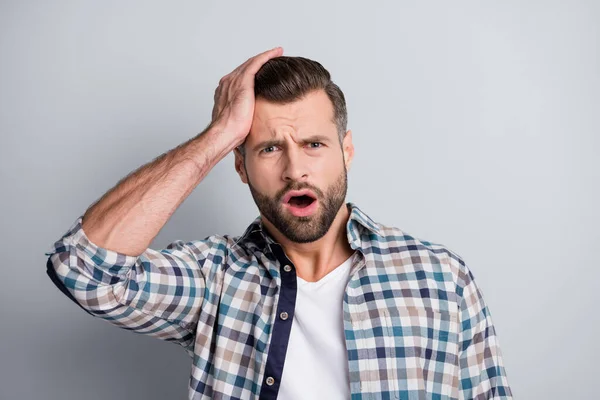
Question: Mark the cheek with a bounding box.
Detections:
[311,159,344,192]
[320,156,345,177]
[246,161,280,191]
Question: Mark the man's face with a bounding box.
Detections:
[234,89,354,243]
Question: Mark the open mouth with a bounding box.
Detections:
[288,194,316,208]
[282,190,318,216]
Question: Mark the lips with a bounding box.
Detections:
[281,189,319,217]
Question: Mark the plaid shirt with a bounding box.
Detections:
[46,202,512,399]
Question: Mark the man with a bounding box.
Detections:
[46,47,513,399]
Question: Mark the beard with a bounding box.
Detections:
[246,166,348,244]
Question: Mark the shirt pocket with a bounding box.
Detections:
[382,304,460,397]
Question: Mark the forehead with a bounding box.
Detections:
[248,89,336,140]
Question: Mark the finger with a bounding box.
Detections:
[237,47,281,69]
[241,47,284,76]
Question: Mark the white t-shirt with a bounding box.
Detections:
[278,252,356,399]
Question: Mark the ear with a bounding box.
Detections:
[342,129,354,170]
[234,147,249,184]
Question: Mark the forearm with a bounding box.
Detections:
[82,122,235,256]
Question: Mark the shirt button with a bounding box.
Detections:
[280,311,289,320]
[283,265,292,272]
[266,376,275,386]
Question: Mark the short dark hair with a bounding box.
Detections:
[238,56,347,155]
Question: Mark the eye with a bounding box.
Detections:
[261,145,277,154]
[307,142,323,149]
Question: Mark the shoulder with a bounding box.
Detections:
[372,221,470,284]
[174,233,259,264]
[163,234,236,263]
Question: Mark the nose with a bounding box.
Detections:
[281,148,309,182]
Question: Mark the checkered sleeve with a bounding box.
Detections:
[457,261,513,399]
[45,216,226,357]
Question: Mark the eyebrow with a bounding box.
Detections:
[252,135,331,152]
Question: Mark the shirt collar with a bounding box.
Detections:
[234,202,383,253]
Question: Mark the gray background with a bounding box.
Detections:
[1,1,598,399]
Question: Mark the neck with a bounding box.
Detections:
[262,203,355,282]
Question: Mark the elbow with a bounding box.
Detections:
[46,254,93,315]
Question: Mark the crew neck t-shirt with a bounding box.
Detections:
[278,252,356,399]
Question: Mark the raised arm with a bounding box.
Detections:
[45,47,284,354]
[82,46,284,256]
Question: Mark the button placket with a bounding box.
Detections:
[258,244,298,399]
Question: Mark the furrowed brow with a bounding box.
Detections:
[253,135,331,152]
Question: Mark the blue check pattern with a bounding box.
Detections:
[46,202,513,399]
